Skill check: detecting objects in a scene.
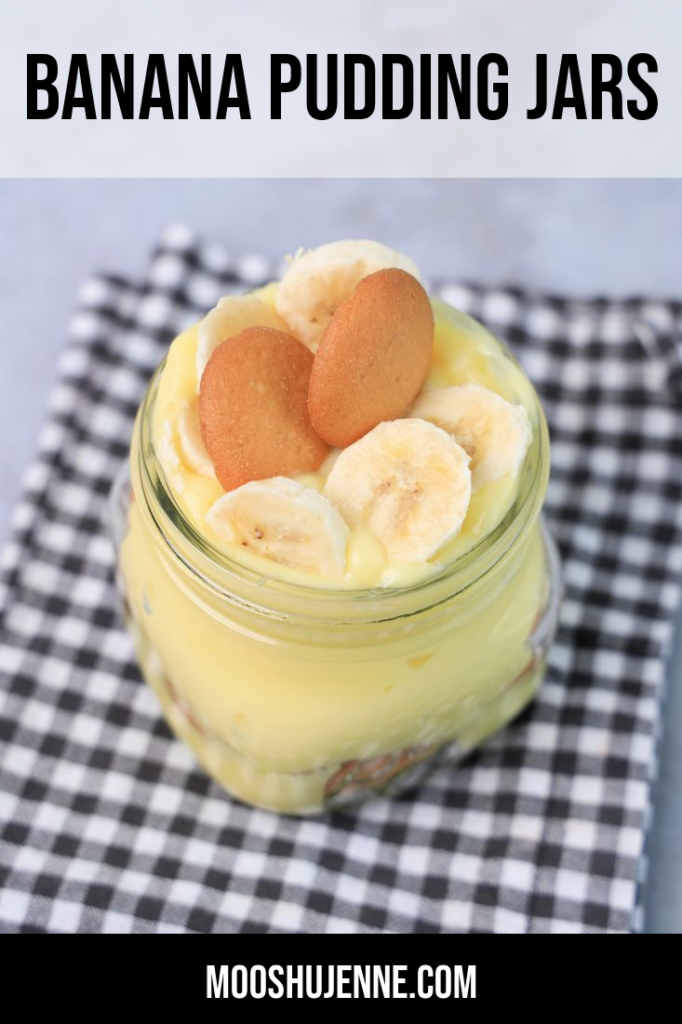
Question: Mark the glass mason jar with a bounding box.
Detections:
[111,312,561,816]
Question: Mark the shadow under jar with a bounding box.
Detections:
[111,314,560,816]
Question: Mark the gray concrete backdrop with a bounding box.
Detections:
[0,178,680,931]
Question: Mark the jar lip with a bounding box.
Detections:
[135,340,550,622]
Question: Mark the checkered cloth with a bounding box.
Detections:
[1,226,681,934]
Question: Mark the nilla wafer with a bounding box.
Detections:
[308,269,434,448]
[199,328,330,492]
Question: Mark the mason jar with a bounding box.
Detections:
[110,306,560,816]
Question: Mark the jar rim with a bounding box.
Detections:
[133,329,550,624]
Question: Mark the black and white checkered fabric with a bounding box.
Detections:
[1,226,681,934]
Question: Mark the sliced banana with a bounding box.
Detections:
[276,240,423,352]
[157,419,186,494]
[206,477,349,578]
[157,418,181,472]
[410,384,532,488]
[196,294,285,386]
[176,400,216,479]
[324,419,471,564]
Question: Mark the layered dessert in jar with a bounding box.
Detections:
[113,241,560,814]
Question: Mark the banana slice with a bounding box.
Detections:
[276,240,423,352]
[324,419,471,564]
[196,294,285,386]
[410,384,532,488]
[206,477,349,578]
[176,400,216,479]
[157,418,185,492]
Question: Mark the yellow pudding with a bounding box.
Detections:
[113,247,559,814]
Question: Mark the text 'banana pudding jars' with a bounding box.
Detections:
[111,240,561,814]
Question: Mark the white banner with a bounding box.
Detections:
[1,0,680,177]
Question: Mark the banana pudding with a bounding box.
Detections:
[114,240,560,814]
